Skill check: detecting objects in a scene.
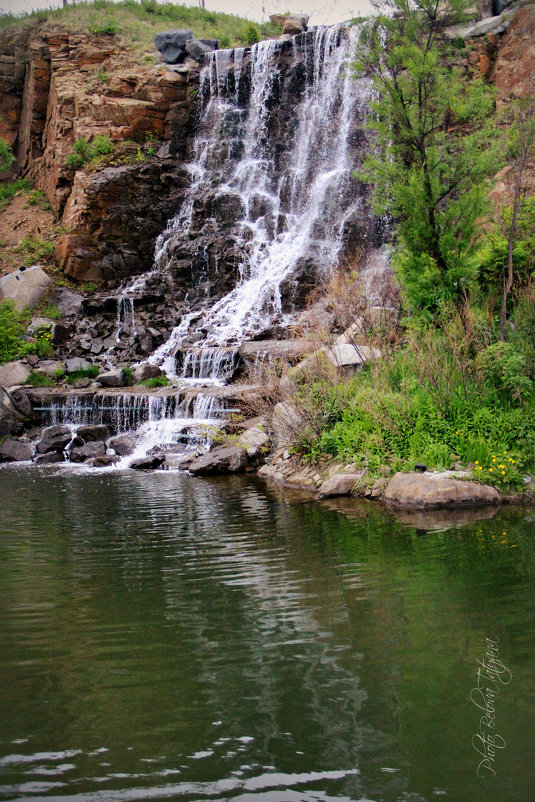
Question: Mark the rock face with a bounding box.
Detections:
[384,471,502,509]
[0,23,196,284]
[0,266,53,312]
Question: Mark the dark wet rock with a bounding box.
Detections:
[0,438,34,462]
[36,425,73,453]
[109,433,136,456]
[154,28,194,64]
[187,445,248,475]
[92,454,120,467]
[35,451,65,464]
[76,424,109,442]
[70,441,106,463]
[129,455,165,470]
[185,39,212,62]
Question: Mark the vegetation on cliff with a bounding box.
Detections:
[0,1,277,50]
[278,0,535,491]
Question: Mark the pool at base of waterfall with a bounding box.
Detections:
[1,468,534,802]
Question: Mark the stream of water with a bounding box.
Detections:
[1,468,534,802]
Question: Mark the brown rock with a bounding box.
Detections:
[384,472,501,509]
[187,445,248,475]
[317,472,362,499]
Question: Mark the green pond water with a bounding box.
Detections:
[0,466,534,802]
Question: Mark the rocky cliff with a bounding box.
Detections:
[1,22,198,284]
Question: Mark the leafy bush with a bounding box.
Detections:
[0,299,35,364]
[66,135,114,170]
[476,342,532,401]
[241,22,260,45]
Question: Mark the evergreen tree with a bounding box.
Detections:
[355,0,501,323]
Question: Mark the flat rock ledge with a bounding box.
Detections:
[383,472,501,509]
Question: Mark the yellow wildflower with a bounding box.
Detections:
[489,468,493,472]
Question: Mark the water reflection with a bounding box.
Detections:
[0,467,534,802]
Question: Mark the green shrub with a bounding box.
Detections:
[0,138,15,175]
[123,365,134,385]
[0,299,36,364]
[66,135,114,170]
[241,21,260,45]
[476,341,533,401]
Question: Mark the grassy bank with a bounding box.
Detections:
[0,1,280,50]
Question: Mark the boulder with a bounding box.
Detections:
[109,433,136,456]
[92,454,120,467]
[281,15,309,35]
[49,288,84,317]
[187,445,248,475]
[98,368,126,387]
[70,441,106,463]
[384,471,502,509]
[326,343,381,369]
[65,357,91,373]
[237,424,269,457]
[35,451,65,464]
[317,473,362,499]
[76,424,109,442]
[129,454,165,470]
[0,360,31,388]
[0,266,53,312]
[36,425,73,453]
[0,437,34,462]
[154,29,194,64]
[132,363,162,384]
[185,39,212,62]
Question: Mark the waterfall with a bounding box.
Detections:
[115,296,136,342]
[149,25,375,378]
[38,390,229,468]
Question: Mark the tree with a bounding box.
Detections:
[499,98,535,341]
[354,0,501,325]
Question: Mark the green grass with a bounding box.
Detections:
[12,235,54,266]
[26,370,54,387]
[0,299,36,364]
[140,374,169,387]
[66,365,100,384]
[288,301,535,492]
[0,1,282,51]
[0,178,32,212]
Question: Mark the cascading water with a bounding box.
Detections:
[148,25,379,379]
